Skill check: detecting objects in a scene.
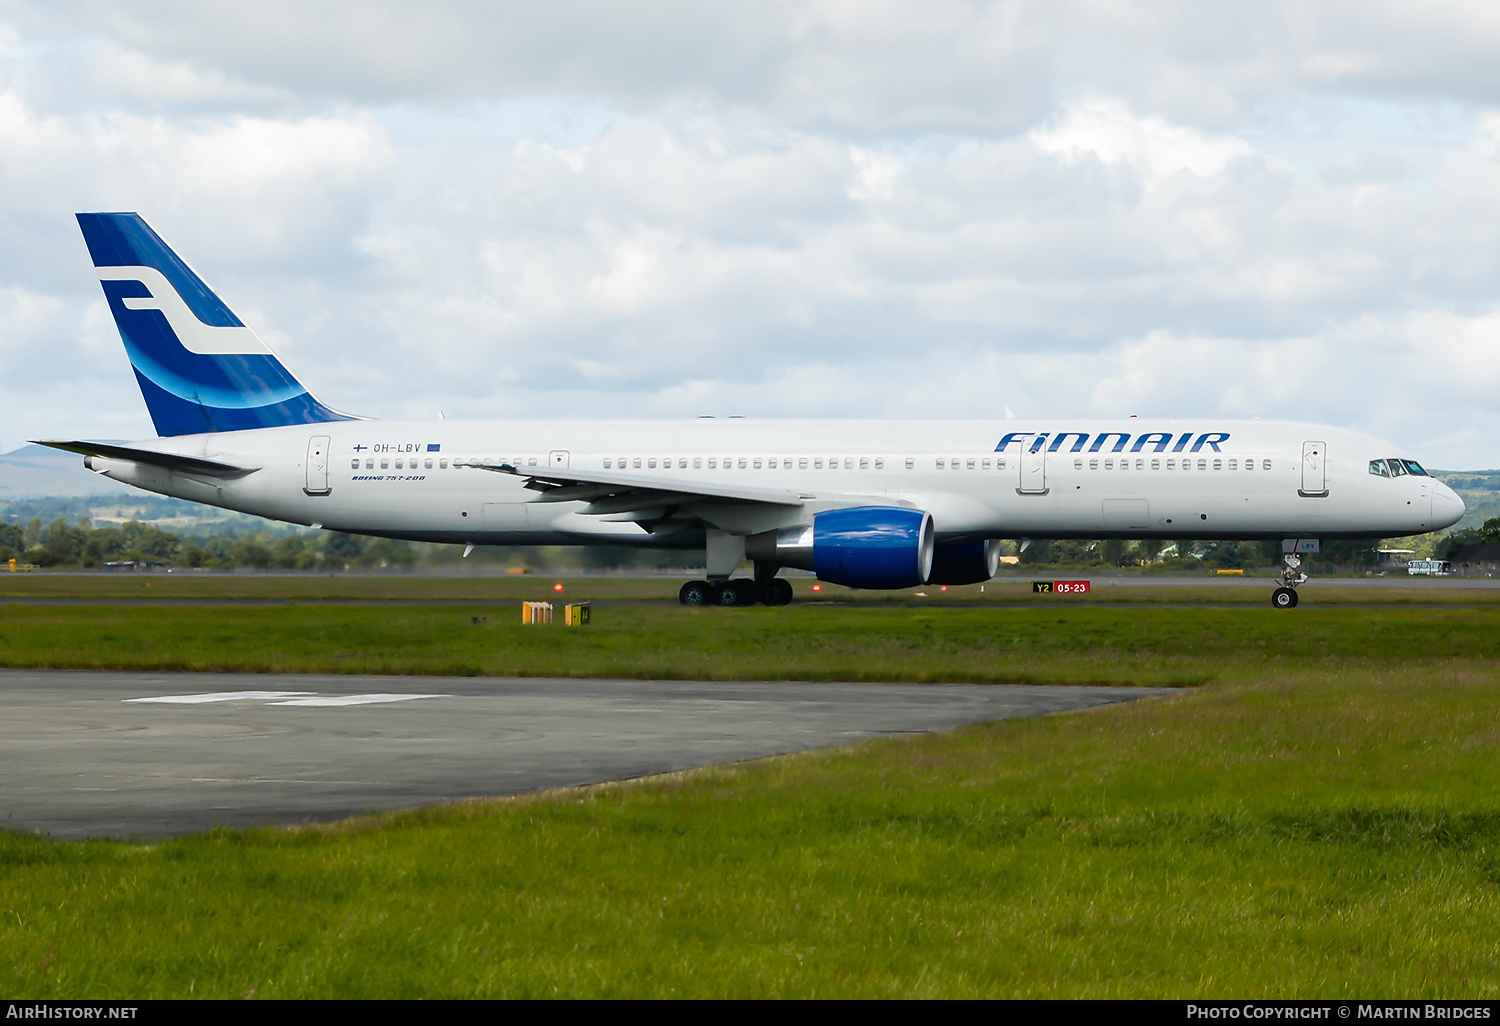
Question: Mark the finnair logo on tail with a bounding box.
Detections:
[97,266,272,357]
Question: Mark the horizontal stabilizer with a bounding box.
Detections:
[33,440,258,478]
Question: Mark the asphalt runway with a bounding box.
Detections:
[0,670,1172,840]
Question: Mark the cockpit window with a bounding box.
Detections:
[1402,460,1428,476]
[1386,459,1407,477]
[1369,459,1390,477]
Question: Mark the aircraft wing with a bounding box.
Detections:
[478,460,808,515]
[34,440,259,478]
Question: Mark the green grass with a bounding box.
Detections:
[6,661,1500,997]
[1,602,1498,684]
[2,571,1498,604]
[5,598,1500,996]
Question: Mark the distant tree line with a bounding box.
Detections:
[1,511,1475,574]
[1435,518,1500,561]
[0,516,415,570]
[0,514,692,573]
[1016,538,1382,570]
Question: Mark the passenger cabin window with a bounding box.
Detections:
[768,458,776,469]
[1213,459,1222,470]
[604,458,612,468]
[1166,459,1175,470]
[350,458,359,469]
[739,458,748,469]
[425,458,433,469]
[860,458,870,469]
[982,459,991,469]
[996,458,1006,470]
[1228,459,1238,470]
[1262,459,1272,470]
[1197,459,1207,470]
[439,459,448,469]
[380,458,389,469]
[814,458,823,469]
[1089,459,1099,470]
[904,458,914,469]
[708,458,717,468]
[694,457,702,468]
[1074,458,1084,470]
[875,458,885,469]
[801,458,809,469]
[633,458,642,468]
[1104,459,1114,470]
[1369,459,1389,477]
[936,459,945,469]
[1151,459,1160,470]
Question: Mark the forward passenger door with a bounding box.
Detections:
[1300,441,1327,497]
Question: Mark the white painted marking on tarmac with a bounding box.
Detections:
[126,690,314,704]
[125,690,448,707]
[265,694,449,707]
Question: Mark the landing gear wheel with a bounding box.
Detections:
[679,580,716,606]
[718,579,760,606]
[1271,587,1299,609]
[760,579,793,606]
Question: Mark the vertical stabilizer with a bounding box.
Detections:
[76,212,356,436]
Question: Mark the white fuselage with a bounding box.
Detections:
[83,418,1465,548]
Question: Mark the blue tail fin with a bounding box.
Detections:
[76,212,356,436]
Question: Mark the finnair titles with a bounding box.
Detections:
[39,213,1465,609]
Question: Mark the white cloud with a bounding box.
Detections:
[0,3,1498,469]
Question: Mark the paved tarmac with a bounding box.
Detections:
[0,670,1172,840]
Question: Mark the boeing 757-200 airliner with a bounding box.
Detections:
[37,213,1465,608]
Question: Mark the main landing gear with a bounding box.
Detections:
[679,577,793,607]
[1271,552,1308,609]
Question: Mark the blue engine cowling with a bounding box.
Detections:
[812,507,934,589]
[927,539,1002,585]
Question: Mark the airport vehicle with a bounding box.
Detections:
[39,213,1467,608]
[1407,559,1453,576]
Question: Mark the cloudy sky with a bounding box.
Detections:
[1,1,1498,466]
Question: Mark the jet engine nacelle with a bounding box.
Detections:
[927,538,1003,586]
[747,506,934,589]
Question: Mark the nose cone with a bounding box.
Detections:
[1432,482,1466,530]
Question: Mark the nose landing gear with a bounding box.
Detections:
[1271,552,1307,608]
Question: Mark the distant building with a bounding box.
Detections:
[1449,544,1500,577]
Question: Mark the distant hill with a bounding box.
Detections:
[0,444,131,498]
[0,445,285,534]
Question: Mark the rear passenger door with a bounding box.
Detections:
[305,435,331,495]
